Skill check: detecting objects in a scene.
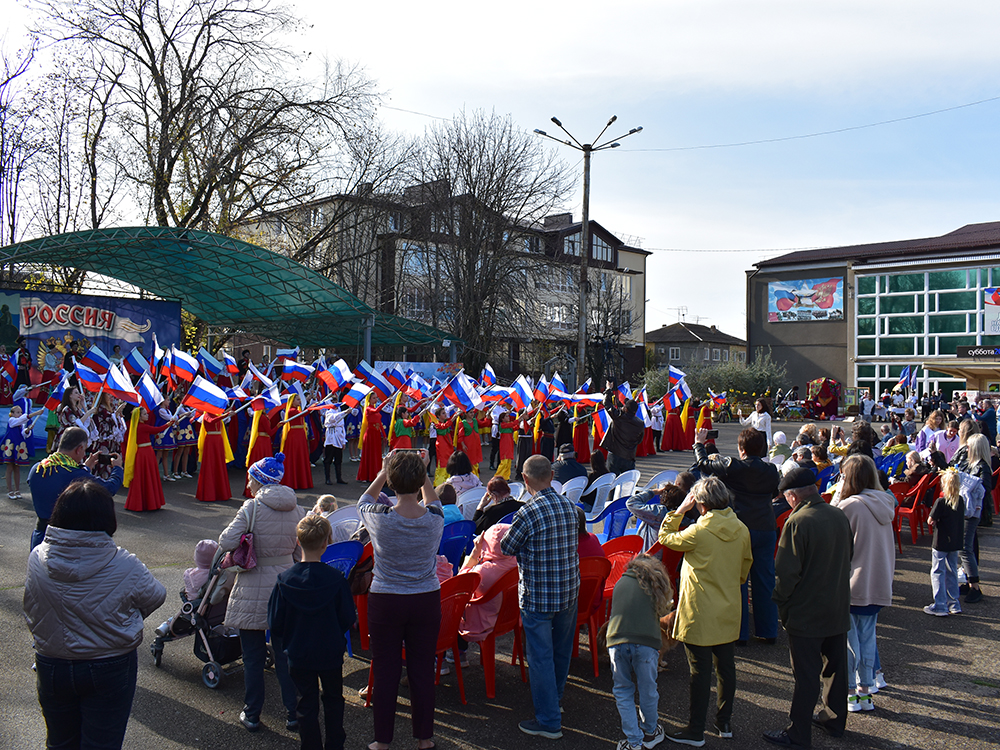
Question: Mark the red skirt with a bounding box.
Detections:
[243,434,273,498]
[464,433,483,465]
[357,428,383,482]
[124,446,166,512]
[389,435,413,450]
[281,426,314,490]
[660,413,686,452]
[573,425,591,464]
[196,434,232,502]
[641,426,657,456]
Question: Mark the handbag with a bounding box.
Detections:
[220,500,258,571]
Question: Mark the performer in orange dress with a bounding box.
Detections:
[279,395,313,490]
[243,407,276,498]
[196,409,234,502]
[495,412,516,480]
[572,406,592,464]
[356,396,386,483]
[431,407,456,486]
[123,406,174,512]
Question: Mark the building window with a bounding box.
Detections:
[657,346,665,354]
[593,235,613,263]
[704,347,710,361]
[537,267,576,293]
[669,347,680,360]
[262,345,272,361]
[542,303,574,330]
[713,349,720,361]
[563,233,580,256]
[523,236,541,253]
[722,350,729,362]
[388,211,401,232]
[737,351,745,363]
[619,275,632,300]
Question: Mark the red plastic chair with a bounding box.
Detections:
[467,567,525,699]
[774,509,792,554]
[645,542,683,604]
[898,474,936,544]
[365,571,482,706]
[600,536,643,623]
[572,556,613,678]
[992,466,1000,515]
[891,505,903,553]
[354,542,373,650]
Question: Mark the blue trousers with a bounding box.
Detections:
[521,603,577,731]
[610,643,660,745]
[240,629,298,722]
[35,649,138,750]
[740,529,778,641]
[847,613,879,691]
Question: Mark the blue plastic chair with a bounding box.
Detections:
[320,540,364,658]
[498,512,516,525]
[816,465,838,492]
[883,453,907,478]
[439,520,476,575]
[585,498,631,544]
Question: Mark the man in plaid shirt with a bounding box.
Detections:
[501,455,580,739]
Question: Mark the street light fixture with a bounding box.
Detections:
[534,116,642,388]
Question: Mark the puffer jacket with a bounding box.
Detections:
[832,488,897,607]
[23,527,166,660]
[220,483,305,630]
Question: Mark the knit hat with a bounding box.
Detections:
[193,539,219,569]
[249,452,285,485]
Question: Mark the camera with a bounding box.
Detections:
[705,429,719,439]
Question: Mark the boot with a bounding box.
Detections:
[336,466,348,485]
[324,464,332,486]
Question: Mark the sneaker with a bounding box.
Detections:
[239,710,260,732]
[643,723,666,748]
[848,693,874,712]
[445,651,470,668]
[923,604,948,617]
[286,714,299,731]
[617,741,642,750]
[164,475,176,482]
[965,588,984,604]
[949,606,963,615]
[713,720,732,739]
[666,728,705,747]
[518,720,562,740]
[874,671,888,690]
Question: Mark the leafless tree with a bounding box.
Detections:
[0,40,39,251]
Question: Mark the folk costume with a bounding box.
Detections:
[572,407,592,464]
[279,401,313,490]
[357,399,385,483]
[496,415,516,480]
[243,409,275,498]
[431,414,455,486]
[195,413,233,503]
[123,410,170,512]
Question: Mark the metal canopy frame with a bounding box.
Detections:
[0,227,455,348]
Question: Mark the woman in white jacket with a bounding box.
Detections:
[24,480,166,750]
[739,398,773,447]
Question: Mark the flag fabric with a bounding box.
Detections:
[222,352,240,375]
[480,364,497,387]
[0,358,15,384]
[317,358,354,390]
[709,389,727,408]
[342,382,373,409]
[532,376,550,405]
[159,348,173,379]
[151,333,165,370]
[171,348,199,383]
[45,371,71,410]
[137,372,165,411]
[479,384,512,403]
[666,381,692,409]
[276,347,300,360]
[251,384,283,412]
[442,371,484,411]
[281,358,314,383]
[680,398,691,432]
[75,361,105,393]
[637,400,652,427]
[508,375,533,410]
[567,392,603,406]
[225,385,250,401]
[104,364,140,405]
[247,360,274,387]
[550,371,566,394]
[182,375,230,415]
[78,344,111,375]
[615,381,632,405]
[575,378,592,394]
[668,366,686,386]
[403,373,432,401]
[894,366,911,391]
[355,360,395,402]
[593,406,611,442]
[909,367,919,390]
[238,370,254,391]
[197,347,223,378]
[122,347,149,378]
[383,363,407,392]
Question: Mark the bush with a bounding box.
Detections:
[644,348,788,409]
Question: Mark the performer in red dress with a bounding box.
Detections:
[641,423,657,457]
[388,409,422,450]
[572,406,592,464]
[280,396,313,490]
[123,406,173,512]
[243,408,275,498]
[495,412,516,480]
[196,410,233,502]
[461,411,488,474]
[356,397,386,483]
[660,407,686,452]
[430,407,455,486]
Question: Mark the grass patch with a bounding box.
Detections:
[971,678,1000,689]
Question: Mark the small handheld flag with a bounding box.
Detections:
[75,361,105,393]
[222,352,240,375]
[668,365,686,386]
[123,347,150,378]
[441,371,483,411]
[182,375,230,415]
[480,363,497,387]
[78,344,111,375]
[137,372,165,411]
[0,358,15,384]
[508,375,533,410]
[105,364,140,405]
[197,347,223,378]
[281,358,314,383]
[45,371,71,411]
[247,360,274,387]
[342,382,373,409]
[355,360,395,402]
[172,348,199,383]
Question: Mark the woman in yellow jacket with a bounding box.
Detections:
[659,476,753,747]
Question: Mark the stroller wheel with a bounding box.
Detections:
[202,661,222,689]
[151,643,163,667]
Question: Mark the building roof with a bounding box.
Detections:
[645,322,746,346]
[755,221,1000,269]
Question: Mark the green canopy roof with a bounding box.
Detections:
[0,226,455,348]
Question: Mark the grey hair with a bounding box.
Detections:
[689,476,733,511]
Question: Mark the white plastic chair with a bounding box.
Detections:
[582,473,616,515]
[457,487,488,520]
[565,486,585,505]
[550,480,563,495]
[586,484,615,521]
[561,476,589,496]
[609,469,641,502]
[770,455,786,466]
[507,481,525,501]
[642,469,677,491]
[326,505,362,543]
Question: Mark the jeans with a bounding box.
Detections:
[35,649,138,750]
[958,517,980,583]
[786,633,848,748]
[740,529,778,641]
[609,643,660,745]
[239,630,298,722]
[289,666,345,750]
[607,453,635,476]
[683,641,736,735]
[521,603,578,730]
[930,550,961,612]
[847,613,879,691]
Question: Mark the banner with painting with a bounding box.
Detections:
[767,278,844,322]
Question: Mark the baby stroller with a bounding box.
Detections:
[150,547,244,688]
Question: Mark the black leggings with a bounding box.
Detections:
[323,445,343,481]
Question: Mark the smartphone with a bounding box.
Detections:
[97,454,112,465]
[705,429,719,439]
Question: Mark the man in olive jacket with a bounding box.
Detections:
[763,468,853,749]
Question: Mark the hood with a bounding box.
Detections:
[255,482,299,511]
[699,507,747,542]
[39,527,119,583]
[842,488,897,526]
[276,563,343,613]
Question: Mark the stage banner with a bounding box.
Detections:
[0,289,181,370]
[767,278,844,322]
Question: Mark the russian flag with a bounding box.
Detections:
[667,381,692,409]
[159,347,173,379]
[441,371,483,411]
[238,370,254,391]
[668,365,686,386]
[317,358,353,390]
[616,381,632,404]
[198,347,223,378]
[569,392,603,406]
[137,372,165,411]
[709,389,727,408]
[0,358,15,384]
[222,352,239,375]
[480,384,512,403]
[575,377,592,394]
[79,344,111,375]
[151,333,165,370]
[533,376,550,405]
[123,347,149,378]
[45,370,71,411]
[247,360,274,387]
[105,364,140,405]
[508,374,533,410]
[342,382,373,409]
[403,373,432,401]
[225,385,250,401]
[909,367,919,390]
[75,361,105,393]
[281,358,314,383]
[172,348,199,383]
[593,406,611,441]
[251,383,282,412]
[383,363,407,391]
[480,363,497,387]
[355,360,395,402]
[550,371,566,394]
[182,375,230,415]
[276,346,300,360]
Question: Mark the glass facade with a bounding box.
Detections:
[854,265,999,398]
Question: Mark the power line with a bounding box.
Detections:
[645,246,819,254]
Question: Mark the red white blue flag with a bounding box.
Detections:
[105,364,140,405]
[75,361,105,393]
[222,352,239,375]
[137,372,165,411]
[122,347,149,378]
[317,358,354,390]
[342,382,373,409]
[441,371,483,411]
[480,363,497,387]
[668,366,686,387]
[171,348,199,383]
[533,376,550,405]
[355,360,395,402]
[247,360,274,387]
[383,363,407,391]
[508,375,533,410]
[45,370,71,411]
[616,381,632,405]
[281,358,314,383]
[666,381,692,409]
[198,347,223,378]
[0,358,15,384]
[182,375,230,415]
[79,344,111,375]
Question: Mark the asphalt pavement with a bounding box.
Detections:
[1,421,998,749]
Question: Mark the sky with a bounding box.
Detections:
[6,0,1000,341]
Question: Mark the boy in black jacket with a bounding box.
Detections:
[269,514,356,750]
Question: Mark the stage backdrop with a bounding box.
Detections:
[375,361,463,385]
[0,289,182,369]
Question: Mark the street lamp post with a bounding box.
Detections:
[534,116,642,389]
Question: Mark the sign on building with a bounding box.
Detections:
[767,278,844,322]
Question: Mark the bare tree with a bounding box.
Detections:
[0,40,39,250]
